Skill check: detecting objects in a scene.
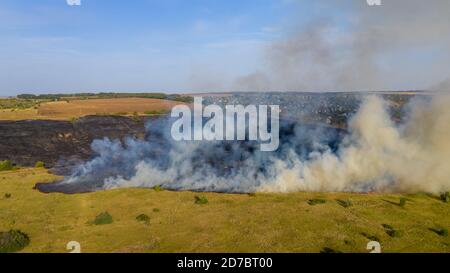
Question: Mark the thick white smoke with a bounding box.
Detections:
[260,95,450,193]
[42,94,450,194]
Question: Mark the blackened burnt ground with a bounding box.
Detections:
[0,116,149,171]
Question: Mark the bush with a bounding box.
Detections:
[94,212,113,225]
[440,192,450,203]
[35,161,45,168]
[4,193,11,199]
[0,160,13,171]
[386,229,403,238]
[136,214,150,225]
[382,224,393,230]
[195,195,208,205]
[308,198,326,206]
[320,247,342,253]
[153,208,160,213]
[0,230,30,253]
[438,228,449,237]
[153,185,163,192]
[361,232,380,242]
[382,224,403,238]
[430,227,448,237]
[336,199,353,208]
[343,239,354,246]
[399,198,407,208]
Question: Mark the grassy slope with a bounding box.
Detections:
[0,168,449,253]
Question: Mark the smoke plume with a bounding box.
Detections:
[234,0,450,92]
[261,95,450,193]
[38,94,450,194]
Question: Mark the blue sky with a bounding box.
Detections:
[0,0,296,95]
[0,0,449,95]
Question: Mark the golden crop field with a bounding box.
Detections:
[0,168,449,253]
[0,98,183,120]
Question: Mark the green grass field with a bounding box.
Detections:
[0,168,449,253]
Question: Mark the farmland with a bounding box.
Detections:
[0,98,184,120]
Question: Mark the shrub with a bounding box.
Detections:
[399,198,407,208]
[343,239,354,246]
[195,195,208,205]
[0,230,30,253]
[440,192,450,203]
[35,161,45,168]
[4,193,11,199]
[386,229,402,238]
[337,199,353,208]
[0,160,13,172]
[153,208,160,213]
[136,214,150,225]
[382,224,403,238]
[361,232,380,242]
[153,185,163,192]
[430,227,449,237]
[438,228,449,237]
[320,247,342,253]
[94,212,113,225]
[382,224,394,230]
[308,198,326,206]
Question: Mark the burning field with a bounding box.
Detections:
[1,0,450,255]
[1,92,449,253]
[37,93,450,195]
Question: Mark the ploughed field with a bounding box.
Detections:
[0,168,449,253]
